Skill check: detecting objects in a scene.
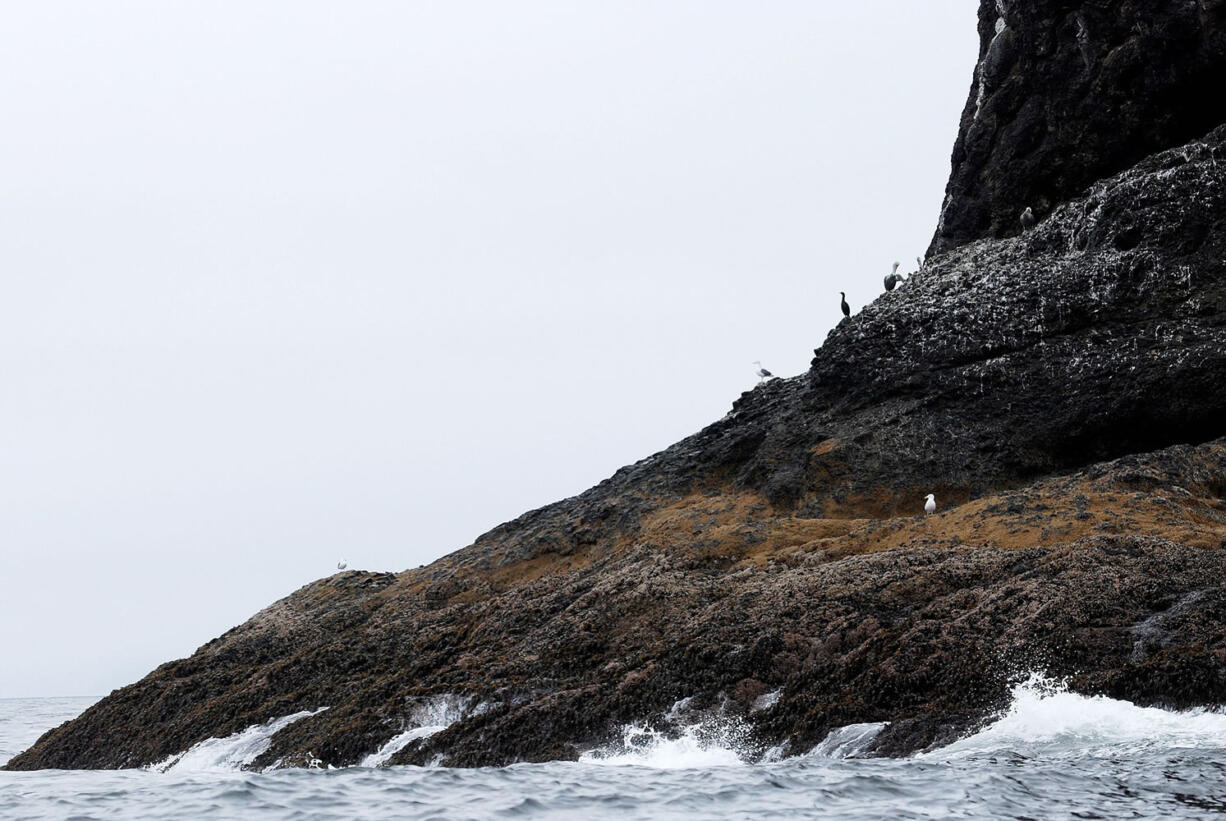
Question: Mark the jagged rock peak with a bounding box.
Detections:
[930,0,1226,255]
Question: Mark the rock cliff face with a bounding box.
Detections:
[8,4,1226,771]
[930,0,1226,254]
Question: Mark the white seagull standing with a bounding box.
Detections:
[753,361,774,384]
[924,494,937,516]
[337,559,348,570]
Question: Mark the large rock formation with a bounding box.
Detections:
[930,0,1226,254]
[8,4,1226,771]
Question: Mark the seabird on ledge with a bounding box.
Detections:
[884,261,902,292]
[1020,207,1036,230]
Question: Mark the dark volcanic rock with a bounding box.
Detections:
[8,4,1226,773]
[10,439,1226,771]
[806,124,1226,509]
[930,0,1226,254]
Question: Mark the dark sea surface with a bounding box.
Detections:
[4,678,1226,820]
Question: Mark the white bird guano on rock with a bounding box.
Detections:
[924,494,936,515]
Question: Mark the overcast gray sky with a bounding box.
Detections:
[1,2,977,698]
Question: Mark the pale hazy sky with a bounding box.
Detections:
[1,2,978,698]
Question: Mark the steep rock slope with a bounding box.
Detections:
[930,0,1226,254]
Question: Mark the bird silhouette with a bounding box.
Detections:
[1020,207,1036,230]
[840,292,851,318]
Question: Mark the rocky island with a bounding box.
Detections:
[9,0,1226,771]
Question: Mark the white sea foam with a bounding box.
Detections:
[931,673,1226,758]
[361,694,482,768]
[581,723,747,768]
[11,692,1226,819]
[361,726,446,768]
[580,703,759,770]
[759,743,788,763]
[664,696,695,722]
[750,689,781,712]
[578,696,751,769]
[809,722,887,758]
[150,708,328,773]
[585,673,1226,770]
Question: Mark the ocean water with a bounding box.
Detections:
[4,677,1226,820]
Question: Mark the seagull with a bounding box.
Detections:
[924,494,936,515]
[1020,207,1036,230]
[337,559,348,570]
[753,361,774,383]
[884,261,902,292]
[840,292,851,318]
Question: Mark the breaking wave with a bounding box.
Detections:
[580,721,749,768]
[809,722,887,758]
[361,694,482,768]
[9,683,1226,819]
[930,673,1226,758]
[581,698,753,768]
[150,708,328,773]
[580,676,1226,770]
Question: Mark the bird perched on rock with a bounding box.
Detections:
[337,559,348,570]
[1020,207,1036,230]
[840,292,851,318]
[753,361,774,384]
[924,494,936,515]
[883,261,903,292]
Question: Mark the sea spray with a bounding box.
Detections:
[361,694,484,767]
[10,696,1226,819]
[580,721,749,768]
[930,673,1226,758]
[150,708,329,773]
[584,674,1226,770]
[750,690,780,712]
[809,723,888,758]
[581,698,754,768]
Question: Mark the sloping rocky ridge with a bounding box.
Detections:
[8,119,1226,774]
